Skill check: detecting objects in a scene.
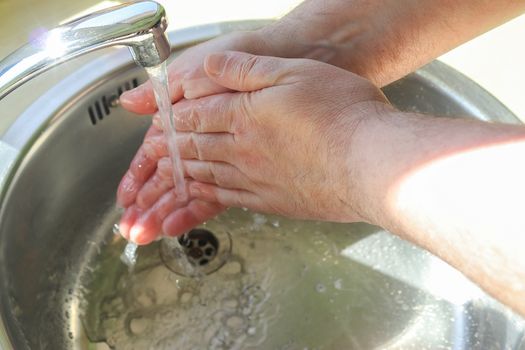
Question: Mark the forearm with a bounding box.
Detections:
[259,0,525,86]
[352,108,525,314]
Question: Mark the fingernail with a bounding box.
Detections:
[120,86,143,102]
[205,53,226,76]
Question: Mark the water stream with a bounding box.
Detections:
[120,62,194,275]
[145,62,187,203]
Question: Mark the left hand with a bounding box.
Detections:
[120,51,392,244]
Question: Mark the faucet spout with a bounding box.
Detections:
[0,0,170,100]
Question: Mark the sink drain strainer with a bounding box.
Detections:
[159,228,232,276]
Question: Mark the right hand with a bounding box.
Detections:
[119,30,272,114]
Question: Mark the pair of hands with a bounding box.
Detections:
[116,33,391,245]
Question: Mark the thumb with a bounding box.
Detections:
[204,51,289,91]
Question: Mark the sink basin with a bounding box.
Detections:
[0,21,524,349]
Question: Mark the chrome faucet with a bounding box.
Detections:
[0,0,170,99]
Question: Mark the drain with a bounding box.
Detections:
[178,229,219,266]
[160,228,232,276]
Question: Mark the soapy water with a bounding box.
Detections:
[96,260,274,350]
[84,213,288,349]
[81,210,434,349]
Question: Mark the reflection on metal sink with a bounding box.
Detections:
[0,21,524,349]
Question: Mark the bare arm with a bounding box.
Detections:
[351,110,525,315]
[262,0,525,85]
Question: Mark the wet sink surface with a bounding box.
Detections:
[82,211,443,349]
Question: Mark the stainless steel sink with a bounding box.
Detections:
[0,21,524,349]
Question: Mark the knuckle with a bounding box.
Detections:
[189,104,203,132]
[237,55,259,86]
[143,137,164,159]
[231,94,252,133]
[190,133,203,159]
[208,162,220,184]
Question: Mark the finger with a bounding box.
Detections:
[118,205,142,240]
[137,158,246,210]
[182,72,230,100]
[162,200,225,237]
[116,127,166,207]
[119,81,157,114]
[129,188,188,245]
[117,133,163,207]
[177,132,236,162]
[153,94,238,134]
[130,126,164,181]
[204,51,293,92]
[147,125,238,162]
[117,170,143,208]
[136,157,174,209]
[121,131,237,208]
[145,124,162,137]
[120,67,184,114]
[142,133,168,160]
[189,181,261,210]
[183,160,248,189]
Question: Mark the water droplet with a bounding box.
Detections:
[180,292,193,304]
[315,283,326,293]
[112,224,120,235]
[226,315,244,331]
[334,279,343,290]
[120,242,138,268]
[252,214,267,226]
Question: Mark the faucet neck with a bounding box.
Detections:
[0,0,170,100]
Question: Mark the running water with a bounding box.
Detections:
[146,62,187,203]
[120,62,194,274]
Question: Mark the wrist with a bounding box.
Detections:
[340,101,398,224]
[255,17,392,86]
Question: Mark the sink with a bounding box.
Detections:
[0,21,524,349]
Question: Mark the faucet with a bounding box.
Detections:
[0,0,170,99]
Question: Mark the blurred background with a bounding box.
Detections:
[1,0,524,121]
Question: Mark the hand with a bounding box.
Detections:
[116,32,273,244]
[135,51,392,239]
